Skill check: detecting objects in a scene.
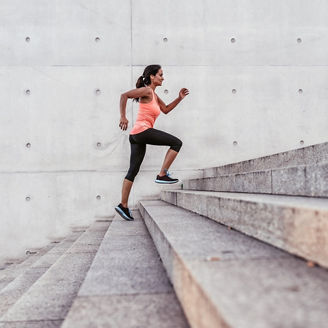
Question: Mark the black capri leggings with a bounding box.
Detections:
[125,128,183,182]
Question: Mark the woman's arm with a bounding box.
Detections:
[157,88,189,114]
[119,87,151,130]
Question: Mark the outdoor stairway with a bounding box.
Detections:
[136,141,328,328]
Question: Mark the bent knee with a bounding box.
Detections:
[171,138,182,152]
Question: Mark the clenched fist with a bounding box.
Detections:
[119,117,129,130]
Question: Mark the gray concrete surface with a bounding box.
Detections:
[0,319,63,328]
[139,199,328,328]
[0,220,110,327]
[161,190,328,269]
[61,209,189,328]
[167,189,328,264]
[202,141,328,177]
[185,162,328,197]
[0,230,85,316]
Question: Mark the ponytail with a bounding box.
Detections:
[133,64,161,102]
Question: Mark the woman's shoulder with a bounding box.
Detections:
[142,86,153,95]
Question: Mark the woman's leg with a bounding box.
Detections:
[132,128,182,176]
[121,179,133,208]
[159,149,179,176]
[122,138,146,207]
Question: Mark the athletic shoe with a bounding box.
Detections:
[155,171,179,184]
[115,203,134,221]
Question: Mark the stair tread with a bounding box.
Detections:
[168,189,328,209]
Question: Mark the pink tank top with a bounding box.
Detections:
[130,88,161,135]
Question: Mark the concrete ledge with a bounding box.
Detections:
[185,162,328,198]
[139,200,328,328]
[161,190,328,269]
[202,141,328,177]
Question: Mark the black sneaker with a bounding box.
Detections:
[155,171,179,184]
[115,203,134,221]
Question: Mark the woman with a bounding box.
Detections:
[115,64,189,221]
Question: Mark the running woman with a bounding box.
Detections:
[115,64,189,221]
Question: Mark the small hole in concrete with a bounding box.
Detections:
[163,37,168,42]
[95,89,101,95]
[25,37,30,42]
[96,195,101,200]
[233,141,238,146]
[25,89,31,95]
[164,89,169,94]
[300,140,304,145]
[297,37,302,43]
[230,37,236,43]
[95,37,100,42]
[25,196,31,201]
[97,142,102,147]
[26,143,31,148]
[222,250,234,254]
[298,89,303,94]
[232,89,237,94]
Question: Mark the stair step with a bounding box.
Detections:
[0,226,91,290]
[61,210,189,328]
[0,243,56,293]
[203,141,328,177]
[0,229,85,317]
[185,162,328,198]
[161,190,328,269]
[0,220,111,327]
[139,200,328,328]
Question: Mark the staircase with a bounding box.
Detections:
[140,141,328,328]
[0,141,327,327]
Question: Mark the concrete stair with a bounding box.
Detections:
[184,162,328,197]
[0,229,85,317]
[185,142,328,198]
[138,199,328,328]
[132,141,328,328]
[165,141,328,269]
[61,210,188,328]
[0,220,112,327]
[201,141,328,177]
[161,190,328,269]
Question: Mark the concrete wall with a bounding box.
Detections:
[1,0,327,262]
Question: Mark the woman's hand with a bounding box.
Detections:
[178,88,189,100]
[119,117,129,130]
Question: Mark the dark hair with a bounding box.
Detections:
[133,64,161,102]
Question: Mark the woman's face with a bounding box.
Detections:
[152,69,164,86]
